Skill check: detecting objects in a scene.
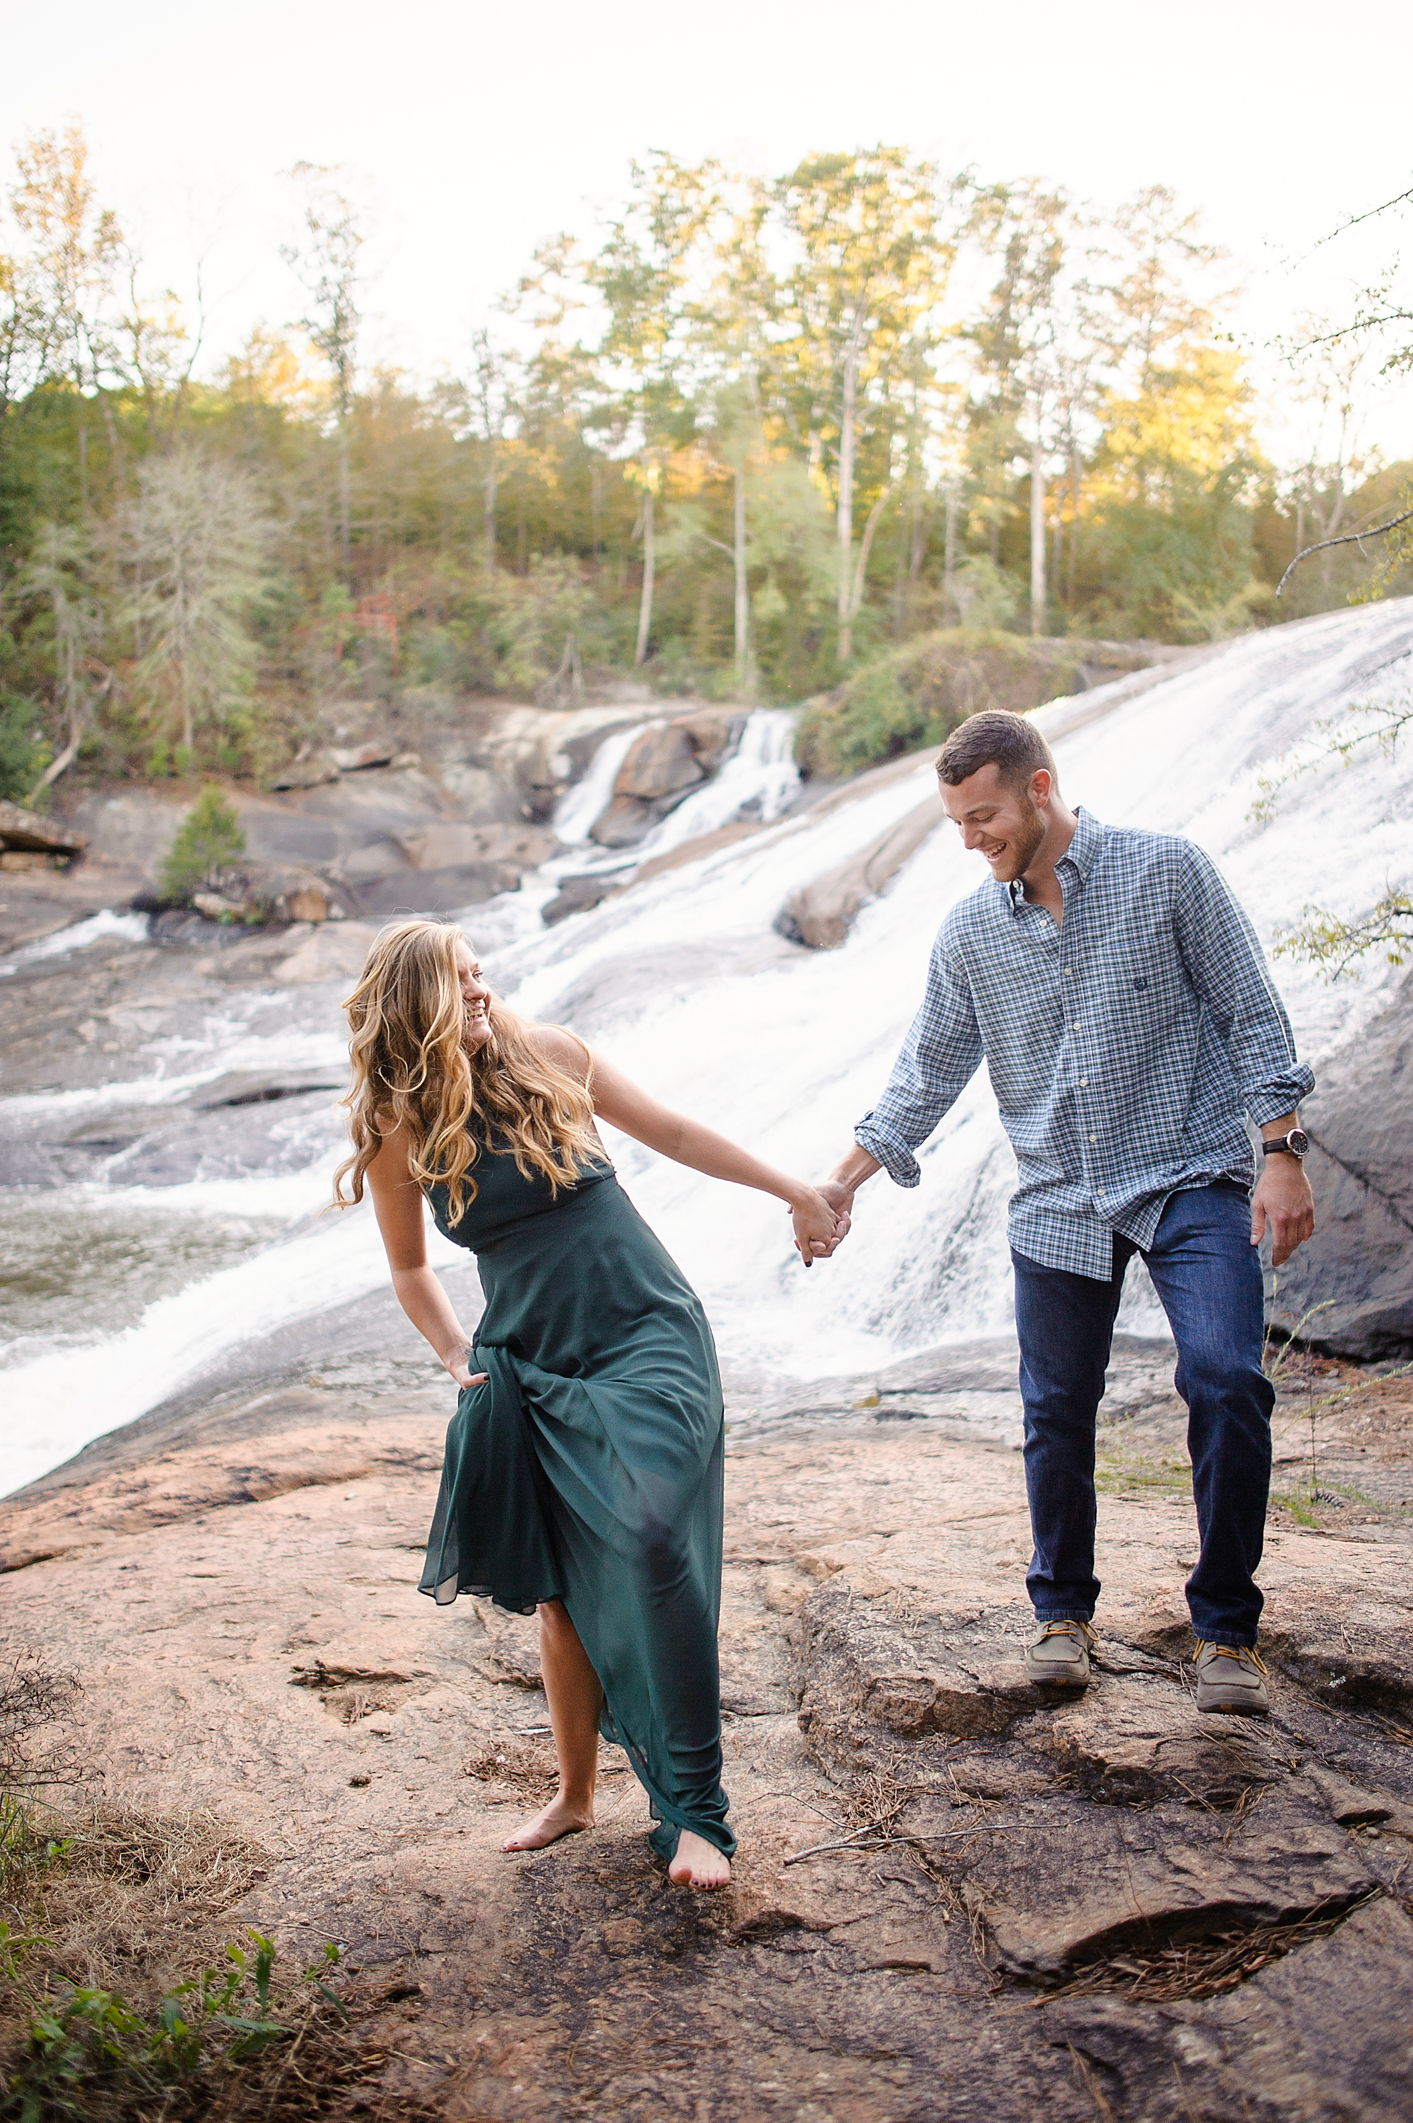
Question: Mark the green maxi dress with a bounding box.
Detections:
[417,1143,734,1862]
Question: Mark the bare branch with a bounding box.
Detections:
[1276,508,1413,596]
[1309,185,1413,252]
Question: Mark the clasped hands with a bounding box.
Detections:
[789,1179,855,1267]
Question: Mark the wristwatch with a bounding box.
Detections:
[1261,1128,1310,1160]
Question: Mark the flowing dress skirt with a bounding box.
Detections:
[418,1154,732,1860]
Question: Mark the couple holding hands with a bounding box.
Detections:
[336,710,1315,1891]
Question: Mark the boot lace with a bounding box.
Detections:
[1194,1641,1267,1673]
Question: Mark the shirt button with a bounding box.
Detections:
[1089,1133,1098,1144]
[1078,1078,1088,1088]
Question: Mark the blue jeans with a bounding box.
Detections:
[1011,1182,1274,1648]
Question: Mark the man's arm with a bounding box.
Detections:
[1252,1112,1315,1267]
[814,932,983,1248]
[1172,844,1316,1266]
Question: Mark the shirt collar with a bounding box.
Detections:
[1006,806,1106,913]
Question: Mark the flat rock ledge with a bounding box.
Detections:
[2,1363,1412,2121]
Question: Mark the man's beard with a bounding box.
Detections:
[997,794,1047,882]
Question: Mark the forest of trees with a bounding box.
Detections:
[1,126,1409,799]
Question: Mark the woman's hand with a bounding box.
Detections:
[441,1342,489,1391]
[790,1187,846,1268]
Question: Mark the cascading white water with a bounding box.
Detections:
[3,601,1411,1495]
[626,708,800,860]
[550,721,646,850]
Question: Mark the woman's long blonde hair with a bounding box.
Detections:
[332,919,601,1219]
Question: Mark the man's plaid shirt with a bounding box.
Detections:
[854,807,1315,1281]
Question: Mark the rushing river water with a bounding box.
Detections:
[3,601,1412,1496]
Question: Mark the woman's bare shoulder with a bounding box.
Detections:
[366,1107,413,1174]
[526,1022,592,1082]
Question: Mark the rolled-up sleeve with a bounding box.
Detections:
[855,933,983,1186]
[1173,843,1315,1124]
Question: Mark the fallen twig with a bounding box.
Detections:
[785,1820,1016,1865]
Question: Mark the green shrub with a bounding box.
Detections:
[0,696,50,804]
[794,628,1097,778]
[158,786,246,902]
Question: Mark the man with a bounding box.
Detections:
[817,710,1315,1717]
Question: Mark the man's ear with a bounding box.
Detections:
[1030,768,1053,808]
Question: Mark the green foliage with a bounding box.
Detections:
[157,786,246,903]
[1275,892,1413,978]
[0,126,1403,792]
[795,627,1089,777]
[1251,692,1412,978]
[0,1927,344,2120]
[0,696,49,802]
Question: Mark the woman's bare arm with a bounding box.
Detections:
[531,1027,842,1265]
[364,1118,487,1387]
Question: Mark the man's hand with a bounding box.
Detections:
[815,1178,856,1250]
[1251,1156,1315,1267]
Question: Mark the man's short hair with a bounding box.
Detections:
[936,708,1057,790]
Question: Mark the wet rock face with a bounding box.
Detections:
[1272,970,1413,1358]
[589,710,741,847]
[775,795,944,949]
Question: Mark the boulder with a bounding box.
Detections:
[0,801,87,856]
[775,795,944,948]
[198,864,347,925]
[329,740,395,772]
[273,920,380,985]
[350,861,523,917]
[671,709,741,772]
[398,822,553,871]
[541,873,627,926]
[266,752,340,791]
[0,850,66,872]
[1272,970,1413,1357]
[614,724,705,802]
[587,715,735,848]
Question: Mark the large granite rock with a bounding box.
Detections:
[1273,972,1413,1356]
[0,800,87,856]
[2,1347,1410,2121]
[589,710,743,847]
[774,795,944,948]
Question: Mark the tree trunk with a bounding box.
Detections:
[847,490,891,630]
[944,491,958,618]
[733,459,749,691]
[1060,450,1073,611]
[634,488,655,667]
[483,438,497,580]
[1029,425,1045,636]
[837,329,859,661]
[338,422,352,582]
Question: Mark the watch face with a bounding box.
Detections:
[1287,1128,1310,1157]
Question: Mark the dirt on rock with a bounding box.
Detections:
[2,1351,1412,2120]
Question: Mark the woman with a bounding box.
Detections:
[335,919,840,1891]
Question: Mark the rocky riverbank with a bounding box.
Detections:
[2,1313,1411,2121]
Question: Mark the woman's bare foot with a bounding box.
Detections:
[668,1829,732,1889]
[500,1794,594,1852]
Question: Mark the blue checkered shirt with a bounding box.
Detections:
[855,808,1315,1281]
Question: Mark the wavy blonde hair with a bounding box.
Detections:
[332,919,601,1220]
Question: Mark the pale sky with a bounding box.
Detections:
[5,0,1412,462]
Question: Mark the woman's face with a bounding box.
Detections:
[453,938,492,1049]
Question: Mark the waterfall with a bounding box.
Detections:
[3,601,1412,1494]
[551,721,648,849]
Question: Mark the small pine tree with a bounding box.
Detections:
[159,785,247,902]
